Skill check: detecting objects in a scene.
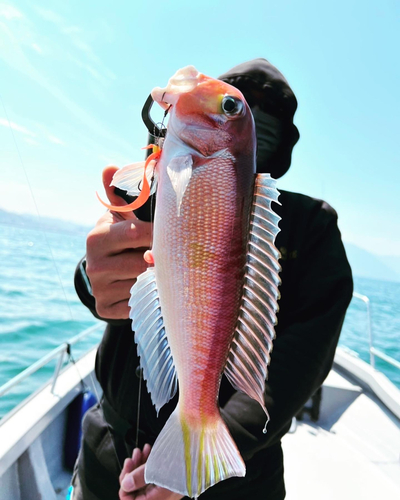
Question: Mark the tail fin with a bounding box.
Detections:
[145,407,245,498]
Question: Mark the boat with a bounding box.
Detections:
[0,294,399,499]
[0,324,104,500]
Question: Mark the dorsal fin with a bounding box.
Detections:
[224,174,281,419]
[129,268,177,413]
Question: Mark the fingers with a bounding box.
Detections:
[102,166,121,205]
[119,448,142,484]
[86,248,149,319]
[143,250,154,265]
[87,217,153,255]
[134,485,184,500]
[102,165,143,220]
[91,276,140,320]
[108,220,153,253]
[119,444,152,497]
[121,463,146,493]
[86,218,152,320]
[100,166,138,222]
[87,165,154,321]
[142,444,151,463]
[88,249,149,280]
[94,288,133,320]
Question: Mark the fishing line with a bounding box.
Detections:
[148,161,157,251]
[90,102,170,461]
[2,94,124,471]
[0,94,74,322]
[132,106,168,450]
[133,123,162,449]
[153,104,170,149]
[147,104,169,248]
[135,369,143,448]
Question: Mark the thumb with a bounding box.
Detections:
[102,165,138,220]
[102,165,123,205]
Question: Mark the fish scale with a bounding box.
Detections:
[154,157,247,417]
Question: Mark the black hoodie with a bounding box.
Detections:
[219,58,300,179]
[74,59,353,500]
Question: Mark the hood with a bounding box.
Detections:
[219,58,299,178]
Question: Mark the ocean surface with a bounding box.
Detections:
[0,222,399,419]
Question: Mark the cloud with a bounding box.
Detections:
[0,3,132,157]
[31,4,114,75]
[31,42,43,54]
[33,6,63,25]
[68,39,116,81]
[0,24,133,156]
[62,25,82,35]
[0,3,51,57]
[28,4,116,83]
[0,115,65,147]
[0,2,22,20]
[24,137,39,146]
[48,135,65,145]
[66,53,103,83]
[0,117,36,137]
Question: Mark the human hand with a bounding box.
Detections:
[119,445,184,500]
[86,166,153,320]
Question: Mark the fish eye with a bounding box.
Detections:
[221,96,244,117]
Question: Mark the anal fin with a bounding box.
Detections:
[129,268,177,413]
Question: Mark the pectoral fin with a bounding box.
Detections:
[224,174,281,420]
[167,155,193,216]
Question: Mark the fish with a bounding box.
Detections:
[103,66,281,498]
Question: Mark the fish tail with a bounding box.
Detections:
[144,407,245,498]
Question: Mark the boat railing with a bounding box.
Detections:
[0,322,104,399]
[352,292,400,371]
[1,294,399,405]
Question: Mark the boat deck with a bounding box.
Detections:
[1,347,400,499]
[283,367,400,499]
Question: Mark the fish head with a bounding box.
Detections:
[151,66,256,161]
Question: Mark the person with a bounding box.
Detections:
[72,58,353,500]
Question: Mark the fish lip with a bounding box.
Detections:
[153,91,179,108]
[151,66,202,109]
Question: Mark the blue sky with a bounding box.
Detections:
[0,0,399,256]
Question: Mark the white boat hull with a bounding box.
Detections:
[0,347,101,500]
[0,346,399,500]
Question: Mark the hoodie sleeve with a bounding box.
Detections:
[74,256,130,327]
[220,195,353,460]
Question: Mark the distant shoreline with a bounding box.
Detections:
[1,208,400,283]
[0,208,91,236]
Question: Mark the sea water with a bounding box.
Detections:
[339,276,400,388]
[0,223,100,418]
[0,223,399,419]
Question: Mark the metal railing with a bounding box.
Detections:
[0,322,104,399]
[352,292,400,371]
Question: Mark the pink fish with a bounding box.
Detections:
[106,66,281,498]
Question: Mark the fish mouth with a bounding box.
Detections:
[151,66,202,109]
